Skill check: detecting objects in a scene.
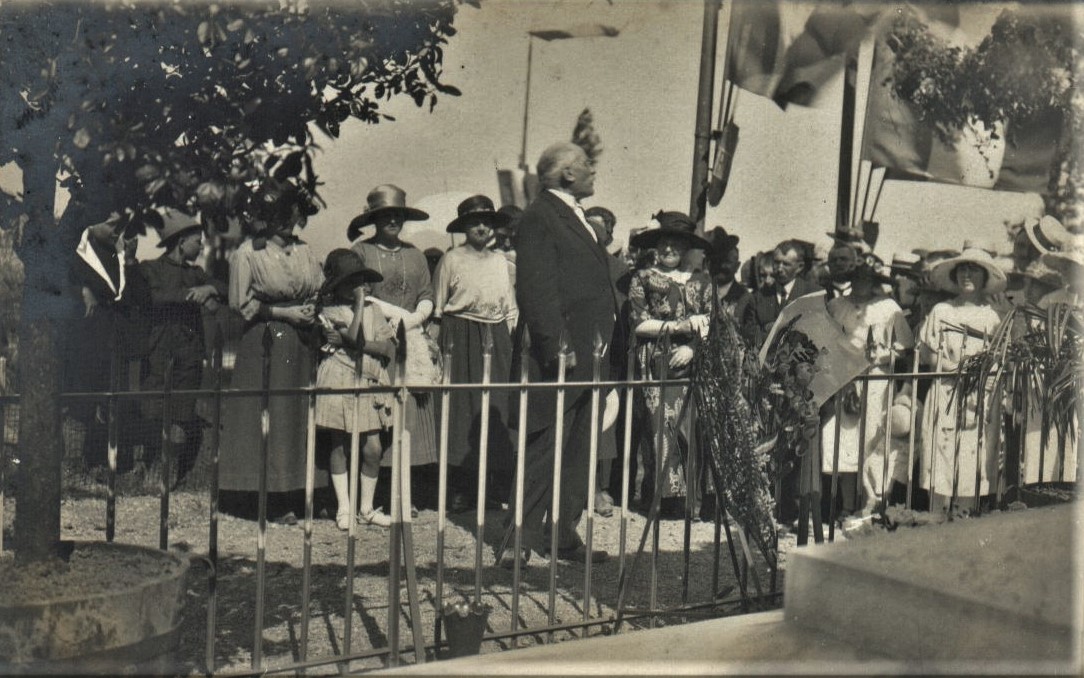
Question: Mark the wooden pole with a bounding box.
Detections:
[689,0,722,230]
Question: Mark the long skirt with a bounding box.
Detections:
[437,315,513,473]
[920,377,997,499]
[638,345,690,499]
[219,320,325,492]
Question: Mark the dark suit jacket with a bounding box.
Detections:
[512,190,618,434]
[746,273,822,349]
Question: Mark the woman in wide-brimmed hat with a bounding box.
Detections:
[314,249,398,529]
[917,248,1006,515]
[348,184,442,485]
[627,211,713,516]
[219,182,326,523]
[1038,234,1084,310]
[431,195,518,512]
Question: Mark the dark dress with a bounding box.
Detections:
[67,229,150,468]
[218,237,324,493]
[139,255,226,423]
[432,245,517,489]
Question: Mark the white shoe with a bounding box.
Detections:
[336,511,351,531]
[358,508,391,528]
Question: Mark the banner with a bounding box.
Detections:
[725,0,875,108]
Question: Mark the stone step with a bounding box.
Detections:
[784,503,1080,663]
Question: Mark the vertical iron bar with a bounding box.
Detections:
[300,342,319,667]
[828,396,842,542]
[905,346,920,510]
[650,331,671,629]
[618,334,636,593]
[929,332,945,511]
[583,331,604,630]
[547,333,569,643]
[973,333,990,514]
[205,328,224,675]
[253,325,273,671]
[105,343,120,543]
[343,354,363,661]
[510,329,530,648]
[474,326,495,603]
[387,321,408,666]
[855,327,874,512]
[159,356,175,551]
[879,328,897,514]
[434,339,453,647]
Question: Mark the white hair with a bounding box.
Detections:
[536,142,585,190]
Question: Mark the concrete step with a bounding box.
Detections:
[784,503,1081,663]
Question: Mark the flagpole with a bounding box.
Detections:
[519,35,534,172]
[689,0,722,233]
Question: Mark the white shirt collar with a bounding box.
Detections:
[76,227,126,302]
[547,189,597,242]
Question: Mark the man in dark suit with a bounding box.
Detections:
[745,238,822,350]
[502,142,617,566]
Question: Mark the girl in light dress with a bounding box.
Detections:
[316,249,397,529]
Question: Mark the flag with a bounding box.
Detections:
[529,25,619,41]
[861,7,1060,193]
[759,291,870,407]
[725,0,876,108]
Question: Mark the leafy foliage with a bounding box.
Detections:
[954,304,1082,473]
[886,8,1074,145]
[0,0,461,234]
[571,107,602,167]
[885,6,1082,227]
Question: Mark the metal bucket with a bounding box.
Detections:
[441,602,491,658]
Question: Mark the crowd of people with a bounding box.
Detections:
[64,140,1082,561]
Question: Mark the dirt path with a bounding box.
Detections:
[3,488,784,674]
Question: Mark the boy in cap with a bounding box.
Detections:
[139,217,225,479]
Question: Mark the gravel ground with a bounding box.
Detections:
[2,479,785,675]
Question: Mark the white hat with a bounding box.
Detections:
[929,248,1007,295]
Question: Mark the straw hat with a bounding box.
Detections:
[1023,215,1072,254]
[347,185,429,241]
[928,248,1007,295]
[156,217,202,249]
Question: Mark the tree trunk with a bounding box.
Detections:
[13,317,64,562]
[12,141,71,563]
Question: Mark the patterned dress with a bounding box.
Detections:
[628,268,713,499]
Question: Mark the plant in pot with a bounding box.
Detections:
[884,6,1080,228]
[0,0,461,672]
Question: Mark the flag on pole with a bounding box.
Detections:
[725,0,876,108]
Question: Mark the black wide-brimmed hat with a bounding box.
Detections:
[705,226,739,256]
[629,211,710,250]
[446,194,510,234]
[319,248,383,298]
[347,184,429,241]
